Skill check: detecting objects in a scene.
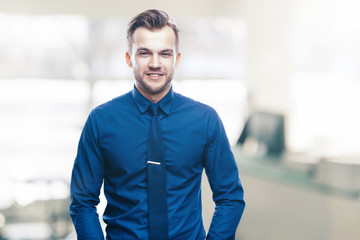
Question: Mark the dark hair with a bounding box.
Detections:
[127,9,179,52]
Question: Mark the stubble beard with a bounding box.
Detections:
[134,71,174,95]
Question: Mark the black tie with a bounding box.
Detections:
[147,103,168,240]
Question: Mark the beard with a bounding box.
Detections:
[134,70,174,95]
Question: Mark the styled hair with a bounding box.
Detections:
[127,9,179,52]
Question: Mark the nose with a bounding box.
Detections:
[149,55,160,69]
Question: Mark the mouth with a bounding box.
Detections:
[145,72,164,79]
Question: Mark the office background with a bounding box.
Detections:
[0,0,359,239]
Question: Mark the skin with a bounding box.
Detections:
[126,26,181,103]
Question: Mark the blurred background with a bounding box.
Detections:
[0,0,359,239]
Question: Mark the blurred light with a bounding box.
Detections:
[49,180,70,199]
[8,160,38,182]
[14,182,37,207]
[5,223,52,239]
[0,213,5,228]
[0,177,15,210]
[14,180,70,207]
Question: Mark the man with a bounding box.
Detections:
[70,9,245,240]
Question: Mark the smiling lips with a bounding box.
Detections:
[146,72,164,80]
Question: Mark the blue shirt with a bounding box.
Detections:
[70,86,245,240]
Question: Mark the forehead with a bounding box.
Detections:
[132,26,176,51]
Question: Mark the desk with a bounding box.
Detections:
[233,146,360,240]
[233,146,360,200]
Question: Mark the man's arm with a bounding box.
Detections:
[203,112,245,240]
[70,110,105,239]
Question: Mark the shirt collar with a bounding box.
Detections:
[132,85,174,116]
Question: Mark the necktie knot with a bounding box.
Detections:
[150,103,160,116]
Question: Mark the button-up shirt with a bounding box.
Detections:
[70,86,245,240]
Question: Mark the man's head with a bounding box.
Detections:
[127,9,180,53]
[126,9,181,103]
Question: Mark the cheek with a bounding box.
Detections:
[164,59,176,70]
[134,59,148,71]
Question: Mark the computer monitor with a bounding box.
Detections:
[238,111,285,155]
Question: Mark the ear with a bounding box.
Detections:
[175,52,181,67]
[126,51,133,68]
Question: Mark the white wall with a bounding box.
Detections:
[238,0,295,114]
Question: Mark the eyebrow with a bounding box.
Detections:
[136,47,175,52]
[136,48,150,52]
[161,48,174,52]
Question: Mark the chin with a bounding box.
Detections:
[146,81,171,93]
[148,84,169,95]
[136,74,172,95]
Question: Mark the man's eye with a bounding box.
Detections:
[138,51,149,56]
[161,52,172,57]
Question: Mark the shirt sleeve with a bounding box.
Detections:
[203,111,245,240]
[69,110,105,239]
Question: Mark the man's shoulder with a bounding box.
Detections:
[173,92,218,116]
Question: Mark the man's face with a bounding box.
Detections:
[126,26,181,101]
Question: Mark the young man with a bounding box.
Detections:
[70,9,245,240]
